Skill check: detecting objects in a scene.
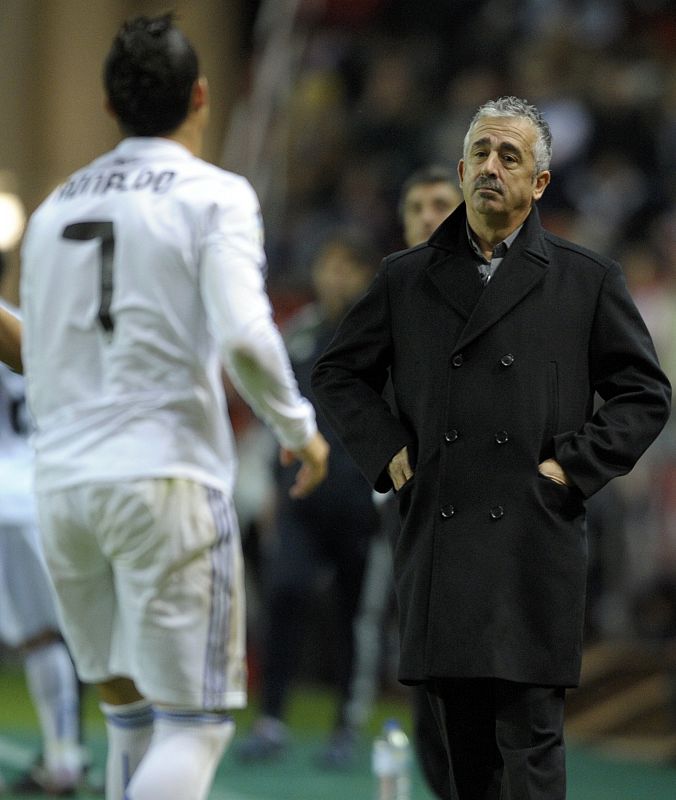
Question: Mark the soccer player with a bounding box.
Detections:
[0,351,85,795]
[20,14,328,800]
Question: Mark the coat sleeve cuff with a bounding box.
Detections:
[553,431,603,498]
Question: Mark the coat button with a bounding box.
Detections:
[494,430,509,444]
[444,429,459,443]
[440,504,455,519]
[451,354,464,368]
[489,505,504,520]
[500,353,515,367]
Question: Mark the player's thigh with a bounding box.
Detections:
[36,486,115,682]
[109,479,246,709]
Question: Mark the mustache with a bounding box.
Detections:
[474,177,503,194]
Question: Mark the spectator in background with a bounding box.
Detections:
[398,164,463,247]
[235,230,380,769]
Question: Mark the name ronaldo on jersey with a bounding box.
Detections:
[58,167,176,200]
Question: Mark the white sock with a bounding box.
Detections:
[100,699,154,800]
[125,709,235,800]
[24,640,83,788]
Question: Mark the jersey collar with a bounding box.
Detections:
[113,137,193,161]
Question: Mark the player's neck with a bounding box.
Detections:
[166,107,207,157]
[167,123,203,157]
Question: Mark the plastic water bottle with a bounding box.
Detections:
[371,719,412,800]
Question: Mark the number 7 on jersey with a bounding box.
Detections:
[62,221,115,334]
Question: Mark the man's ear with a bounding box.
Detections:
[191,76,209,112]
[533,170,551,201]
[457,159,465,186]
[104,97,116,120]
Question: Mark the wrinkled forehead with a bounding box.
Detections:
[467,116,538,156]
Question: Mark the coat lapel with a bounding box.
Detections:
[425,205,484,320]
[454,235,549,352]
[426,250,484,320]
[425,205,550,351]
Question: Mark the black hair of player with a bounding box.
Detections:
[104,13,199,137]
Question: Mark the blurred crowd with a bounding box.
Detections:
[228,0,675,287]
[223,0,676,727]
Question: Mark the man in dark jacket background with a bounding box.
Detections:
[236,230,380,768]
[311,96,671,799]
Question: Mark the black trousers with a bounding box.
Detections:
[259,493,374,728]
[426,678,567,800]
[412,683,453,799]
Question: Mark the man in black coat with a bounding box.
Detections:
[311,97,671,799]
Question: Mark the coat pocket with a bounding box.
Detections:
[537,473,585,521]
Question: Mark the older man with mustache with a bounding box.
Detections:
[312,96,671,799]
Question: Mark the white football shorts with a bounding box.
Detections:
[36,478,247,710]
[0,520,62,647]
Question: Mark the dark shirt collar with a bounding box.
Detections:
[466,221,523,263]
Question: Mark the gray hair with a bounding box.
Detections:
[463,96,552,175]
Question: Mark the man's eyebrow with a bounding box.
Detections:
[500,141,522,156]
[470,137,523,156]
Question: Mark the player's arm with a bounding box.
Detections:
[200,179,328,498]
[223,334,329,498]
[0,304,22,373]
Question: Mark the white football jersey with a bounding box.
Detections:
[0,358,35,526]
[21,138,316,494]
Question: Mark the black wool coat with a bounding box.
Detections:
[311,204,671,687]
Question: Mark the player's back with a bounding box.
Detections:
[21,138,252,493]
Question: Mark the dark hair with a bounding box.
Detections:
[104,14,199,137]
[398,164,458,220]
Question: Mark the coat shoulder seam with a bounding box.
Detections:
[543,231,614,272]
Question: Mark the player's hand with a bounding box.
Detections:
[280,431,330,499]
[388,445,414,492]
[538,458,571,487]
